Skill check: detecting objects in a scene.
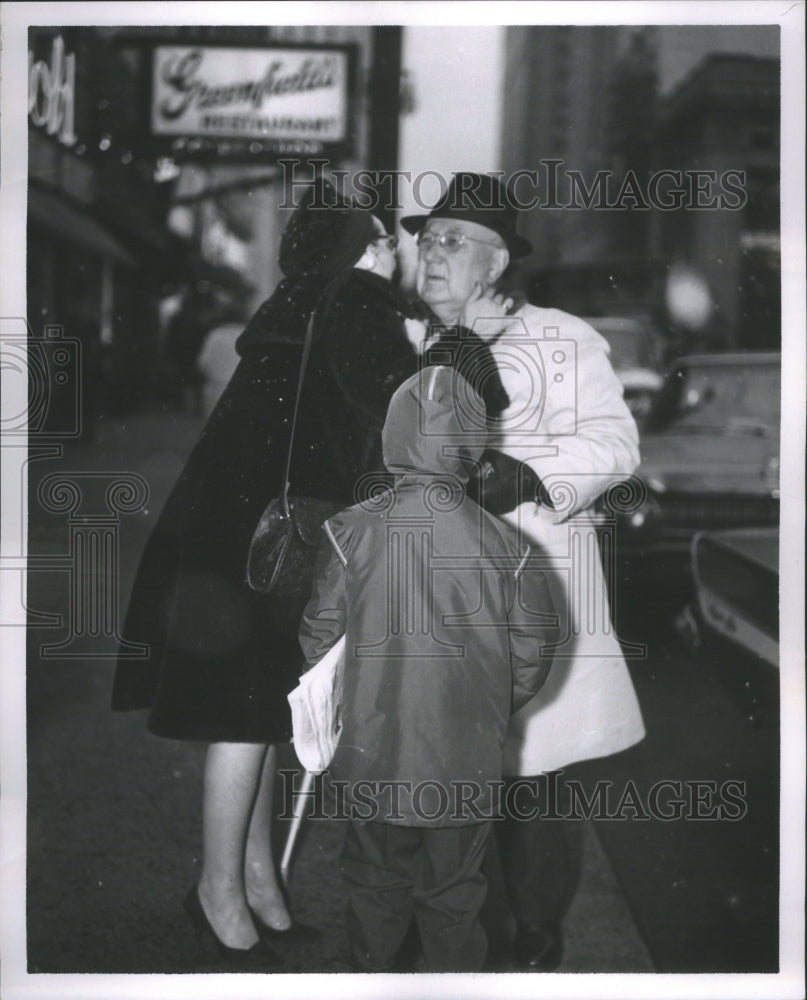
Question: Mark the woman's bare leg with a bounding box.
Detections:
[197,741,267,949]
[244,744,293,930]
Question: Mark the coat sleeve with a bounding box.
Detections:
[298,531,347,672]
[424,326,511,418]
[324,283,419,423]
[492,309,640,521]
[507,557,560,712]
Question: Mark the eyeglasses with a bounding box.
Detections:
[373,234,399,249]
[415,231,503,255]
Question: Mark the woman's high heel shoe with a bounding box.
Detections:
[184,886,282,969]
[248,905,322,944]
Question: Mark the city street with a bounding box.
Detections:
[2,13,798,999]
[20,404,779,978]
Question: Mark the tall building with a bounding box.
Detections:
[653,24,780,96]
[500,26,622,270]
[498,25,780,348]
[651,53,780,348]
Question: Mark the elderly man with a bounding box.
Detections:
[401,173,646,971]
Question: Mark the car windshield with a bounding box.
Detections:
[647,361,780,434]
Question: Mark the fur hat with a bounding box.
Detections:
[279,179,377,278]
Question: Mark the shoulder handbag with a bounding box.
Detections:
[246,310,342,599]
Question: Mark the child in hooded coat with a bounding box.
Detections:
[299,365,559,972]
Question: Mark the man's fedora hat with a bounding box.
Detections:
[401,172,533,259]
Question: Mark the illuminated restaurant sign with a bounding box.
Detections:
[28,35,77,147]
[150,45,351,155]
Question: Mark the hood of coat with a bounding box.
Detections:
[382,366,487,484]
[278,178,376,279]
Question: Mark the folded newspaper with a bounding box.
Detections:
[287,635,345,774]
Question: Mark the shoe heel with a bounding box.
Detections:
[183,885,282,968]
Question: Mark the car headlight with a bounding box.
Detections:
[619,495,663,542]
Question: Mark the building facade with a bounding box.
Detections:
[27,28,187,430]
[498,26,780,352]
[650,53,780,350]
[27,25,400,429]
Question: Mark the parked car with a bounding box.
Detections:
[678,527,779,666]
[676,526,778,726]
[584,315,664,423]
[607,352,781,583]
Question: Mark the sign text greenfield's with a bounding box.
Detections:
[151,45,350,147]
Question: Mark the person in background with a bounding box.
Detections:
[401,172,646,971]
[163,286,218,415]
[196,297,249,419]
[299,365,558,972]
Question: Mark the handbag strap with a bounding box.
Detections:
[280,308,317,514]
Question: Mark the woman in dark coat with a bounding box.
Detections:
[112,184,424,964]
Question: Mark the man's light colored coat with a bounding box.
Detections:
[488,305,647,776]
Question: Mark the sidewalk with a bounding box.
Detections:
[23,405,654,975]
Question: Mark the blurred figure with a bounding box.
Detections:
[197,299,249,418]
[163,286,217,415]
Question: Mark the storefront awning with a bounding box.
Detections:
[28,186,139,267]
